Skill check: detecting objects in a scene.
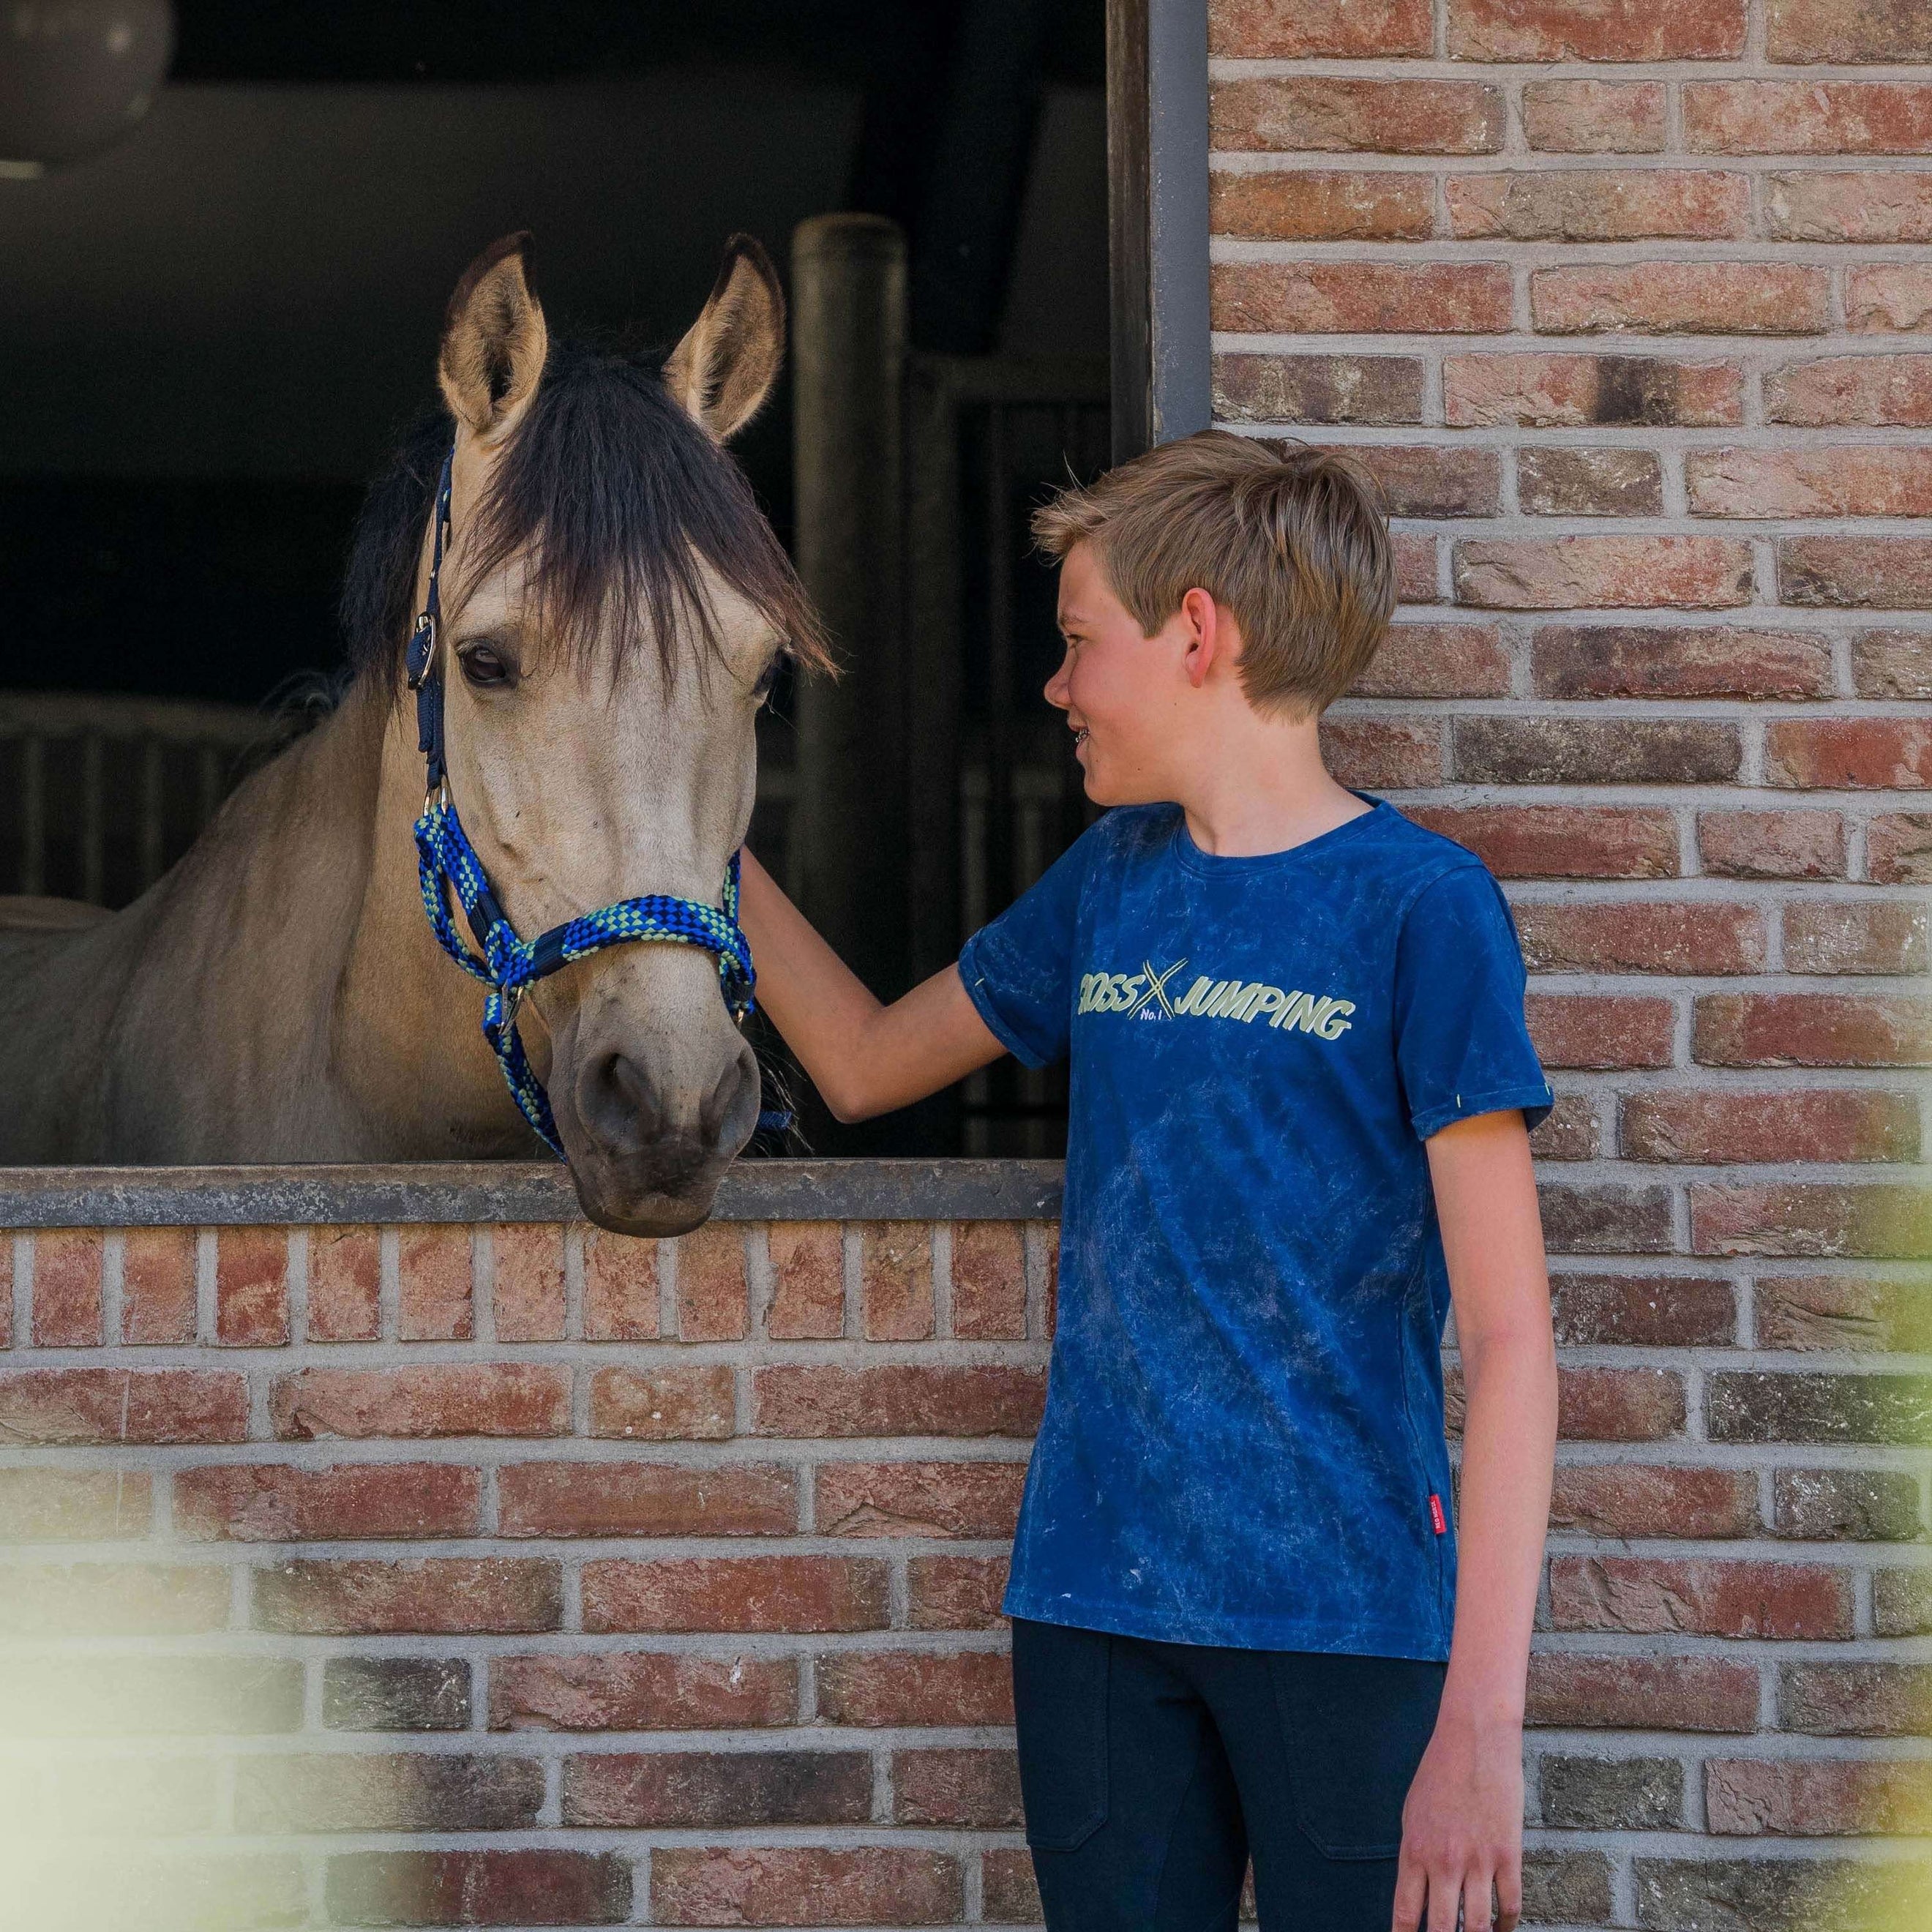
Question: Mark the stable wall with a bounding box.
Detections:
[1210,1,1931,1923]
[0,1155,1925,1930]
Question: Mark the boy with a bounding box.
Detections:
[738,432,1557,1932]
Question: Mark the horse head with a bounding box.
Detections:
[413,233,823,1235]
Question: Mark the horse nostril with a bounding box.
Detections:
[701,1046,760,1149]
[578,1052,662,1150]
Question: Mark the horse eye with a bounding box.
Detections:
[752,653,785,704]
[460,645,512,689]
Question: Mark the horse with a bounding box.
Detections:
[0,232,828,1235]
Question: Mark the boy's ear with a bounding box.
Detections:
[439,233,548,442]
[1179,588,1223,687]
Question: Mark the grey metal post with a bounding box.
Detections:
[791,213,911,1006]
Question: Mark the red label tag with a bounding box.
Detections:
[1428,1492,1447,1536]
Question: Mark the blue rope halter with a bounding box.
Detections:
[406,445,779,1154]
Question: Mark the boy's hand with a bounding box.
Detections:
[1393,1709,1524,1932]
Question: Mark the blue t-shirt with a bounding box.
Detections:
[956,797,1551,1659]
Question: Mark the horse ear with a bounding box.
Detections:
[663,234,785,443]
[439,232,549,441]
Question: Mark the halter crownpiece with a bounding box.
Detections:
[408,443,779,1154]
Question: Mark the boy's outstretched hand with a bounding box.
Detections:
[1393,1108,1555,1932]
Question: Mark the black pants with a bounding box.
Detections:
[1011,1617,1447,1931]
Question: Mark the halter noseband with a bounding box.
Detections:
[408,444,774,1154]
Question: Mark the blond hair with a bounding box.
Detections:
[1031,430,1394,717]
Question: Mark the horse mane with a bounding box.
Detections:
[340,338,829,689]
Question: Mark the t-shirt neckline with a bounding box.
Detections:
[1168,793,1390,878]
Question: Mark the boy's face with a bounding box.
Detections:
[1044,541,1186,806]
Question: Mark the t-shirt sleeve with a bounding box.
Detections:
[954,826,1097,1069]
[1393,863,1552,1141]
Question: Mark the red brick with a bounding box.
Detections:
[491,1225,564,1343]
[651,1846,963,1928]
[1456,536,1753,610]
[1707,1758,1932,1836]
[308,1227,380,1342]
[397,1227,471,1342]
[1447,0,1746,60]
[1325,444,1503,518]
[1208,170,1434,242]
[1518,446,1663,515]
[1625,1089,1919,1165]
[1768,355,1932,427]
[1551,1465,1757,1539]
[1695,992,1931,1068]
[583,1556,889,1633]
[0,1562,231,1636]
[1699,809,1844,880]
[1769,1,1932,62]
[675,1224,748,1342]
[1214,353,1424,426]
[1445,354,1742,427]
[1559,1367,1687,1441]
[1540,1181,1676,1254]
[1769,171,1932,243]
[1393,533,1439,603]
[983,1849,1043,1925]
[815,1650,1014,1726]
[1456,716,1740,783]
[1321,716,1444,790]
[1354,623,1510,698]
[0,1368,248,1445]
[498,1461,795,1537]
[908,1554,1011,1629]
[564,1750,872,1828]
[33,1229,102,1347]
[175,1462,483,1540]
[1212,261,1512,334]
[1532,1093,1602,1160]
[1692,1182,1932,1258]
[1449,171,1749,242]
[1768,718,1932,788]
[860,1223,932,1341]
[951,1222,1026,1339]
[1516,902,1766,975]
[583,1227,658,1340]
[215,1228,289,1347]
[0,1239,11,1347]
[253,1557,562,1634]
[1522,80,1666,153]
[589,1364,736,1440]
[1527,1654,1759,1732]
[326,1850,629,1928]
[1410,805,1680,879]
[1779,1661,1932,1737]
[1532,263,1829,337]
[1693,446,1932,519]
[1869,812,1932,885]
[1551,1273,1738,1346]
[1549,1556,1854,1639]
[235,1753,544,1834]
[1527,995,1676,1071]
[1847,266,1932,333]
[0,1467,151,1539]
[1533,625,1833,700]
[1784,900,1929,975]
[816,1459,1026,1538]
[489,1652,798,1731]
[752,1364,1045,1437]
[1755,1276,1932,1354]
[1211,78,1505,155]
[1854,629,1932,698]
[1688,80,1932,154]
[271,1365,569,1440]
[893,1748,1022,1827]
[1208,0,1433,58]
[121,1227,198,1345]
[765,1222,845,1338]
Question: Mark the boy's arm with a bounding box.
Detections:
[1395,1108,1557,1932]
[739,848,1008,1123]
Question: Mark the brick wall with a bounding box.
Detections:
[1210,1,1931,1924]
